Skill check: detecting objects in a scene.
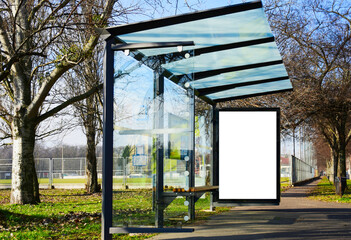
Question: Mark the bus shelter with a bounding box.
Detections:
[101,1,292,239]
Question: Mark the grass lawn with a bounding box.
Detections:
[308,177,351,203]
[0,179,11,184]
[2,177,292,186]
[0,178,155,185]
[280,177,290,185]
[280,177,291,192]
[0,189,228,239]
[0,179,88,184]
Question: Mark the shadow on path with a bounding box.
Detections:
[151,179,351,240]
[154,228,351,240]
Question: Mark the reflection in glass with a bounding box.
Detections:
[119,8,272,56]
[112,49,195,227]
[195,97,213,188]
[113,51,155,226]
[207,79,292,100]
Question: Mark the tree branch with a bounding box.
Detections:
[0,51,47,83]
[0,13,14,67]
[28,0,48,24]
[26,0,115,120]
[2,79,14,101]
[36,83,102,124]
[346,129,351,144]
[0,114,11,128]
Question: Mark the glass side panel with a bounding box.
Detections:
[195,97,213,187]
[162,52,194,226]
[113,51,155,227]
[118,8,272,56]
[207,79,292,100]
[112,49,194,227]
[163,78,192,190]
[189,64,288,89]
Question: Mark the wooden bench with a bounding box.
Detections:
[172,186,218,193]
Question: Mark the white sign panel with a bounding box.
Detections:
[219,109,279,201]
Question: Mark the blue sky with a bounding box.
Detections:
[48,0,249,146]
[137,0,246,20]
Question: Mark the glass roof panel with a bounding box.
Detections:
[189,64,288,89]
[106,1,293,102]
[161,42,281,75]
[207,79,292,100]
[118,8,272,56]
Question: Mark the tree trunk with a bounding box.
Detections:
[339,143,347,178]
[85,96,100,193]
[330,148,338,184]
[10,117,40,204]
[337,135,347,195]
[8,0,39,204]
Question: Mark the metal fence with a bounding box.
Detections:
[281,127,318,184]
[0,159,11,180]
[1,157,166,189]
[35,157,95,179]
[0,158,103,188]
[1,155,317,188]
[280,155,317,185]
[291,155,316,183]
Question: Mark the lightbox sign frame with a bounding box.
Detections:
[213,108,280,205]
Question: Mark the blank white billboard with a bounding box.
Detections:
[219,110,278,200]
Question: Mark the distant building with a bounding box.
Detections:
[281,156,291,177]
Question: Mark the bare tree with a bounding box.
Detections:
[65,42,103,193]
[0,0,116,204]
[264,0,351,194]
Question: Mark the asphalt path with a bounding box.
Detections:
[151,179,351,240]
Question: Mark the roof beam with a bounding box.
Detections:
[150,37,275,63]
[105,1,263,36]
[112,41,195,51]
[194,36,275,56]
[197,76,290,96]
[194,60,284,80]
[213,88,293,103]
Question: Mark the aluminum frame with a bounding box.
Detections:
[102,41,196,239]
[103,0,292,103]
[212,108,281,206]
[102,1,292,237]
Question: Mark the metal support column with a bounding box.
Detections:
[102,37,114,240]
[291,155,296,185]
[210,104,216,211]
[188,90,196,220]
[155,73,165,228]
[212,107,219,203]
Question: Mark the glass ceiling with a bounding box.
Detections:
[104,0,293,103]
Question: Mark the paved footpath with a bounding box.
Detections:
[150,180,351,240]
